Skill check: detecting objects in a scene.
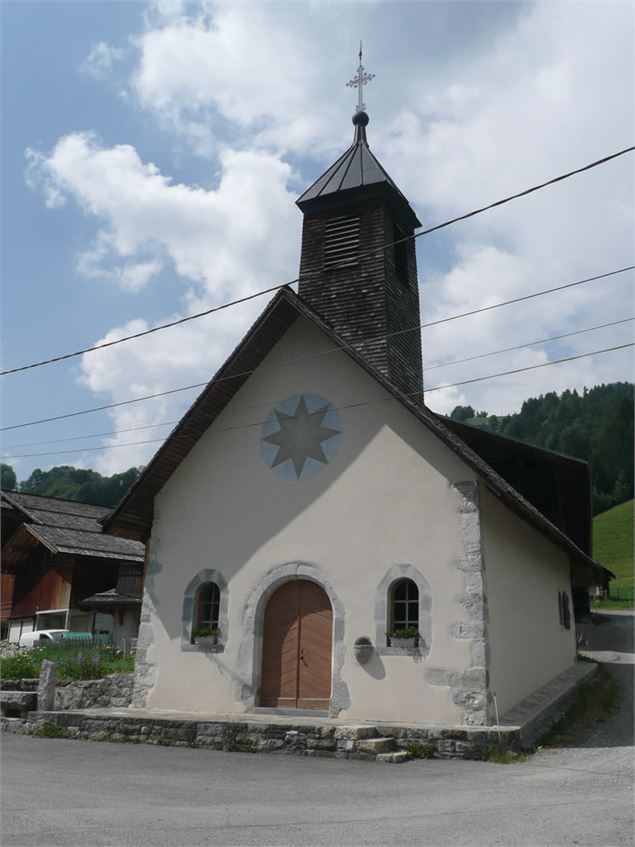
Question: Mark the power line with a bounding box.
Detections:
[424,342,634,394]
[5,314,631,451]
[3,341,632,459]
[1,265,631,432]
[3,421,180,450]
[424,316,634,371]
[2,145,633,377]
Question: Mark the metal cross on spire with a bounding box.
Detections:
[346,42,375,113]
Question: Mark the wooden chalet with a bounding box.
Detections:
[1,491,145,647]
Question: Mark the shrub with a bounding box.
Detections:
[0,652,41,680]
[403,741,435,759]
[386,627,419,639]
[192,628,219,639]
[33,723,71,739]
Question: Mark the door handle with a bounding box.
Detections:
[299,648,305,662]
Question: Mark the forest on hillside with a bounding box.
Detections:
[449,382,633,515]
[0,464,143,508]
[1,383,632,514]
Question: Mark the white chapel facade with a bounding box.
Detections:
[106,60,606,726]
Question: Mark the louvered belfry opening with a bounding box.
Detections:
[296,111,424,403]
[323,215,360,270]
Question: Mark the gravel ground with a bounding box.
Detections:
[2,613,632,847]
[577,611,634,748]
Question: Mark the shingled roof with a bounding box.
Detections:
[102,287,611,584]
[1,491,144,564]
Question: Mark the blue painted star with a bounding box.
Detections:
[262,395,341,479]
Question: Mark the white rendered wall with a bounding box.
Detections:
[140,317,490,723]
[482,487,577,718]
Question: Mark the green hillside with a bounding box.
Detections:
[593,499,634,590]
[451,382,634,515]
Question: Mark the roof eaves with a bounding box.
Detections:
[1,491,42,524]
[55,544,145,562]
[297,144,355,204]
[22,524,59,555]
[3,490,110,514]
[441,417,590,467]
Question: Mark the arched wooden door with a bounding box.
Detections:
[260,580,333,710]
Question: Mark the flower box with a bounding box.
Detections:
[390,637,417,648]
[195,636,218,648]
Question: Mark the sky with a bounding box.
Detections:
[1,0,633,482]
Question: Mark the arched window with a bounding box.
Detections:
[192,582,220,641]
[375,566,431,655]
[182,569,228,652]
[390,578,419,636]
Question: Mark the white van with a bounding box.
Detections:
[18,629,66,648]
[17,630,93,648]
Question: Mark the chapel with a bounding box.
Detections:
[104,56,610,726]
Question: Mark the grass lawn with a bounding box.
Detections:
[0,643,134,682]
[537,665,619,748]
[592,499,634,609]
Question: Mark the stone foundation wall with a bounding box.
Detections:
[20,711,516,760]
[54,674,134,711]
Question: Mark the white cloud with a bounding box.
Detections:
[26,128,301,471]
[26,131,299,294]
[80,41,125,79]
[130,4,345,157]
[24,0,634,473]
[387,1,635,416]
[25,148,67,208]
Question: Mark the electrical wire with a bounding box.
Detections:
[1,265,631,432]
[423,316,634,371]
[3,341,632,459]
[2,144,633,377]
[3,421,181,450]
[4,314,632,451]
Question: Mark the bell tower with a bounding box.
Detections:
[296,49,424,403]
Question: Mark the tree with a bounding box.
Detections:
[446,382,633,515]
[1,463,17,491]
[450,405,475,422]
[18,465,143,507]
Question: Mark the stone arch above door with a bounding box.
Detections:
[235,563,350,716]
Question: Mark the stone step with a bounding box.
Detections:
[333,725,379,741]
[0,691,37,720]
[376,751,410,764]
[356,737,396,754]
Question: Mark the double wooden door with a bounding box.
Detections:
[260,580,333,710]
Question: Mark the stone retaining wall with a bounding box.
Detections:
[20,711,515,760]
[54,674,134,711]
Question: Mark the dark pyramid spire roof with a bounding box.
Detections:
[296,110,421,227]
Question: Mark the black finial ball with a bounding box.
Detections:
[352,110,369,127]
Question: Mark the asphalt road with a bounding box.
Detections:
[2,612,633,847]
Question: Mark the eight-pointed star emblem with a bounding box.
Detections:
[260,394,342,480]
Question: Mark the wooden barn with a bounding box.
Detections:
[1,491,145,648]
